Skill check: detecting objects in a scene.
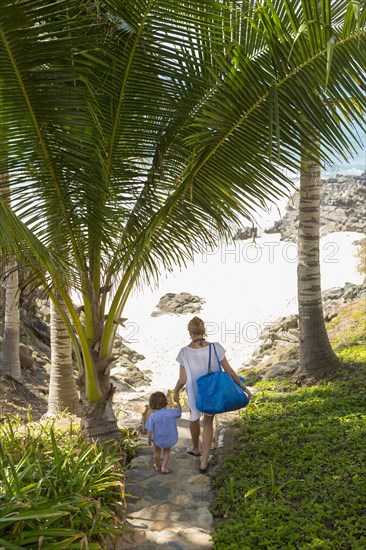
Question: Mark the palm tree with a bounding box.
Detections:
[295,0,366,377]
[47,294,81,416]
[0,257,21,381]
[0,143,21,381]
[249,0,365,377]
[0,0,365,442]
[297,142,340,377]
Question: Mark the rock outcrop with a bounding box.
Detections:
[151,292,205,317]
[0,288,150,406]
[265,173,366,241]
[233,226,256,240]
[241,280,366,380]
[322,280,366,321]
[111,338,148,390]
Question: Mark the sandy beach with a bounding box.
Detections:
[121,230,364,393]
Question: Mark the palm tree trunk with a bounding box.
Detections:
[0,155,21,381]
[297,145,339,377]
[0,257,21,381]
[48,297,81,416]
[80,394,122,445]
[79,364,122,444]
[77,352,122,443]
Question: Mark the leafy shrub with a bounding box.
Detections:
[0,418,134,548]
[212,369,366,549]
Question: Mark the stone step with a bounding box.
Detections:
[121,412,214,549]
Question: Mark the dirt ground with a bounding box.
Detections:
[0,367,49,423]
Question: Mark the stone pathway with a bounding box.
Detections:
[120,412,219,549]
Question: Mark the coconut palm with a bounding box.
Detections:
[0,0,365,441]
[0,146,21,381]
[251,0,365,377]
[297,143,340,377]
[0,257,21,381]
[47,294,81,416]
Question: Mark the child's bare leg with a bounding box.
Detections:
[153,445,162,471]
[161,448,171,473]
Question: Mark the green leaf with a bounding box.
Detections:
[326,35,337,85]
[245,486,264,498]
[287,22,307,62]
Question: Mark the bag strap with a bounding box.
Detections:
[208,343,223,374]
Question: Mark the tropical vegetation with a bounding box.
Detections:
[212,298,366,549]
[0,0,365,442]
[0,416,137,548]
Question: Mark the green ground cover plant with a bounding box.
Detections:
[328,298,366,364]
[328,301,366,350]
[0,417,137,548]
[212,300,366,550]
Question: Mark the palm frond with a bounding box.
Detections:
[0,0,365,334]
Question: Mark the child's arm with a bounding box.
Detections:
[147,430,153,446]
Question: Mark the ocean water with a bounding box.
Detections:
[326,125,365,176]
[121,137,365,392]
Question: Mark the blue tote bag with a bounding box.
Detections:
[196,344,249,414]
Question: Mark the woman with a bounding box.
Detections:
[173,316,252,473]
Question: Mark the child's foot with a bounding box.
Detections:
[161,468,170,474]
[153,463,161,472]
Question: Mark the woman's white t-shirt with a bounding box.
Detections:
[176,342,226,421]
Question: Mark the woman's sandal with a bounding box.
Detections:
[187,447,201,457]
[199,461,209,474]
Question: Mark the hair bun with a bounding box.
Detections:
[188,316,206,337]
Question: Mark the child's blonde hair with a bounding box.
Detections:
[188,316,206,338]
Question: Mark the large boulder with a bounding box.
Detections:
[151,292,205,317]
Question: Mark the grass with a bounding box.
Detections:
[212,300,366,549]
[0,417,138,548]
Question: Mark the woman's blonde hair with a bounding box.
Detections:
[188,316,206,338]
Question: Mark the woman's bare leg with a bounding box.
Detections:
[200,415,214,470]
[189,419,201,454]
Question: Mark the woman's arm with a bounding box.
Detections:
[173,392,182,411]
[221,357,252,400]
[173,365,187,398]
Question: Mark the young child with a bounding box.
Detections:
[145,391,181,474]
